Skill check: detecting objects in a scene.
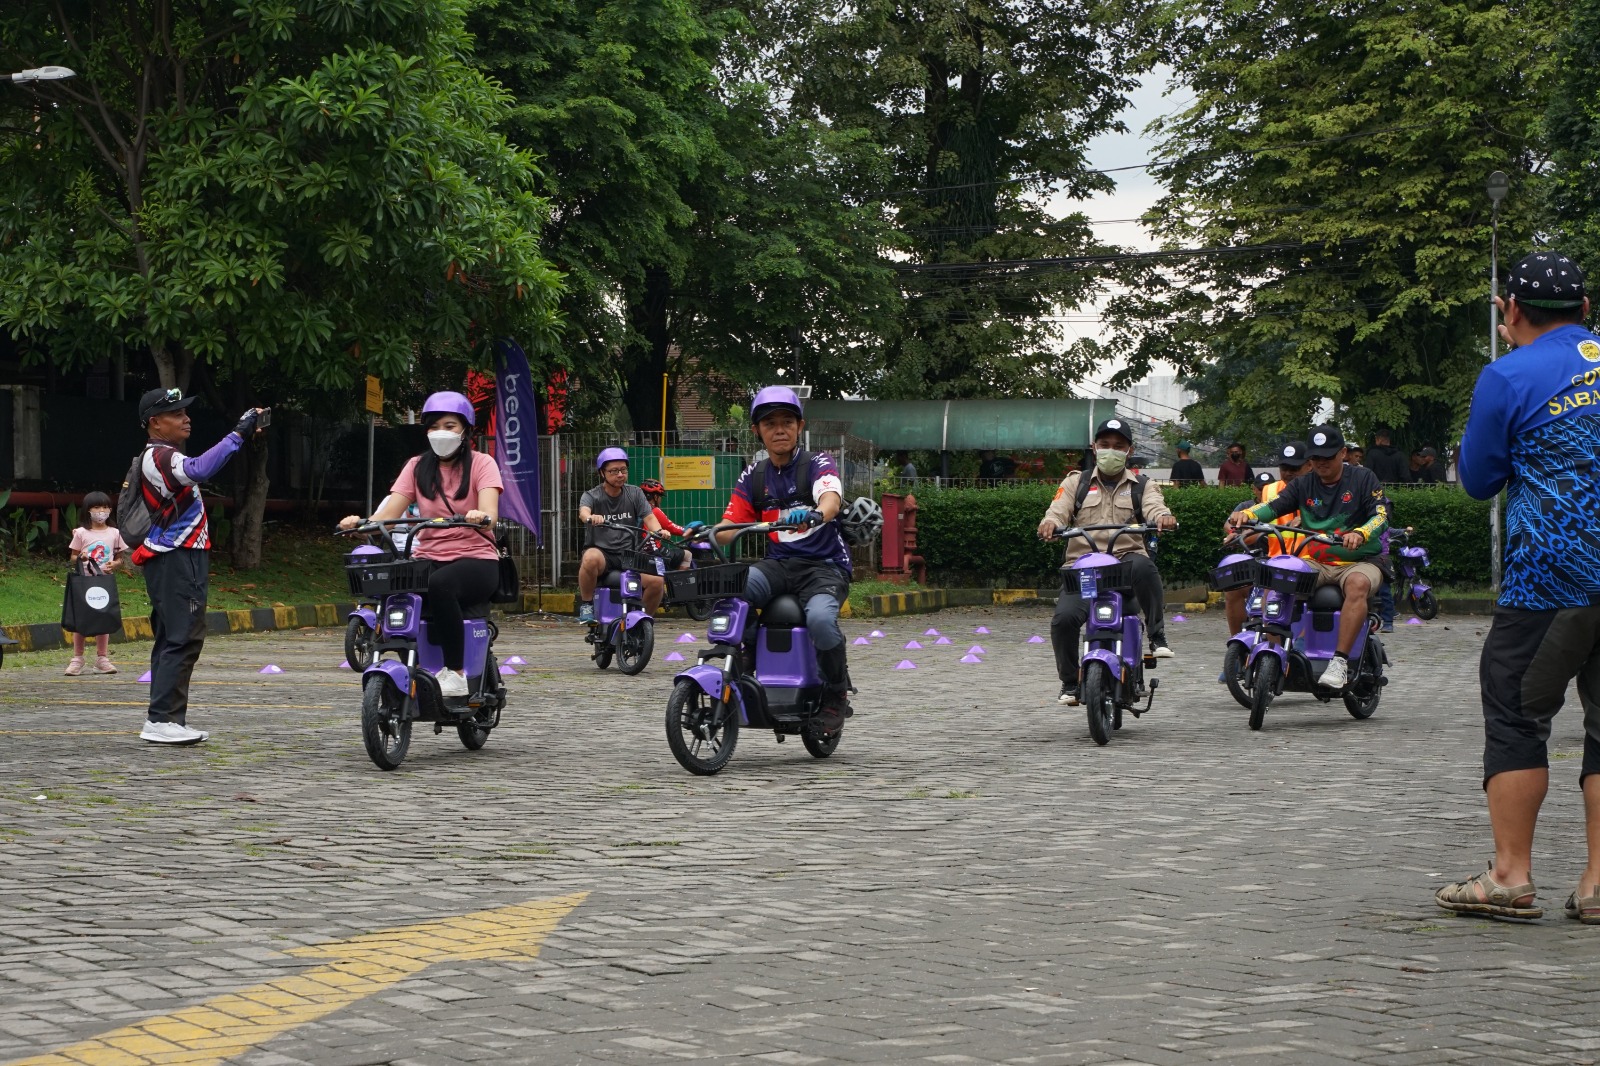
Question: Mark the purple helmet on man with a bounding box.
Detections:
[596,446,630,471]
[421,391,475,428]
[750,386,803,425]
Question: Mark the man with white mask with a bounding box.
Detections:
[1037,418,1179,705]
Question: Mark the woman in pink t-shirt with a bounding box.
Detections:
[339,392,502,698]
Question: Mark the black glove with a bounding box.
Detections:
[234,409,260,436]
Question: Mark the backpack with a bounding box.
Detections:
[116,446,163,543]
[748,449,815,513]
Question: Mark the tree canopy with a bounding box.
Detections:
[0,0,562,394]
[754,0,1154,399]
[1099,0,1557,453]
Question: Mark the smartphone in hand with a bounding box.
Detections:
[257,407,272,428]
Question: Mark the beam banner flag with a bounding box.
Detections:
[493,339,542,542]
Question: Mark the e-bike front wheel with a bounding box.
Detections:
[345,617,376,670]
[1223,642,1252,709]
[1248,654,1280,732]
[617,620,655,675]
[1082,661,1115,746]
[1412,589,1439,620]
[361,680,411,770]
[666,679,739,775]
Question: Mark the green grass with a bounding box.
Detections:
[847,578,922,614]
[0,527,354,625]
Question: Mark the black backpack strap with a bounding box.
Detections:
[1074,471,1148,524]
[748,450,814,511]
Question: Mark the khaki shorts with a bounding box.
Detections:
[1309,559,1383,593]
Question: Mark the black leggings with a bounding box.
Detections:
[425,558,499,670]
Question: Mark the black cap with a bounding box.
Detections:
[137,387,195,425]
[1093,417,1133,445]
[1419,446,1438,458]
[1277,441,1309,467]
[1253,470,1276,488]
[1508,251,1587,309]
[1306,424,1346,458]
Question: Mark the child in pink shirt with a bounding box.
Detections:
[66,491,129,675]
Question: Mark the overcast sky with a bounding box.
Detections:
[1051,66,1188,381]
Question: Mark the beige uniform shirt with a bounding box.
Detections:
[1042,470,1173,563]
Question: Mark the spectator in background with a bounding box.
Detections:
[1169,440,1206,486]
[1364,426,1410,484]
[1217,443,1254,486]
[1414,446,1442,484]
[893,451,919,484]
[978,449,1017,480]
[1348,444,1366,467]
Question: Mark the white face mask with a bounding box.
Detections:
[428,430,463,457]
[90,509,111,524]
[1095,448,1128,476]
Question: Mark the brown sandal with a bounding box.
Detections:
[1563,887,1600,924]
[1436,862,1541,920]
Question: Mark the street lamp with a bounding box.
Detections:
[7,66,76,84]
[1486,170,1509,594]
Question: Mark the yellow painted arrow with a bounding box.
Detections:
[6,893,587,1066]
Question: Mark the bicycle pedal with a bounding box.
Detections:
[1142,655,1157,668]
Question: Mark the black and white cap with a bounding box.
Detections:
[1277,441,1309,466]
[1094,418,1132,444]
[1307,424,1346,459]
[1509,251,1587,309]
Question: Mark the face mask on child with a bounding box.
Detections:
[1095,448,1128,476]
[90,508,111,524]
[428,431,463,458]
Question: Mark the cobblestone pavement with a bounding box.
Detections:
[2,606,1598,1066]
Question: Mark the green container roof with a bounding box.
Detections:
[804,399,1116,450]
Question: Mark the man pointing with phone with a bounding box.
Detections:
[126,388,265,745]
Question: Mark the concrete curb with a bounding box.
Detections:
[2,602,365,654]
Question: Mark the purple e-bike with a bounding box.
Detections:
[338,517,507,770]
[663,521,843,775]
[1054,523,1162,746]
[1231,522,1388,730]
[585,527,658,675]
[1389,526,1438,619]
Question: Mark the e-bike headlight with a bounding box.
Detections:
[1265,602,1281,618]
[624,577,641,596]
[709,613,731,635]
[1095,605,1114,622]
[387,608,407,627]
[1247,594,1263,613]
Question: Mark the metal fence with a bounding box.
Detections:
[527,429,878,588]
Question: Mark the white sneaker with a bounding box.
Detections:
[1319,655,1349,690]
[1151,645,1175,659]
[140,720,209,745]
[435,668,469,698]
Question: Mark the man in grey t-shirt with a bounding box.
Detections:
[576,448,664,623]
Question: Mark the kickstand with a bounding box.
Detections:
[1133,677,1160,717]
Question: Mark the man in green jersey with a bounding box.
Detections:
[1227,424,1389,691]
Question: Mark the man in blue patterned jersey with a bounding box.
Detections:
[128,389,263,746]
[714,386,855,735]
[1436,251,1600,924]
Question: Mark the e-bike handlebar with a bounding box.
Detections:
[335,516,499,536]
[1048,522,1155,553]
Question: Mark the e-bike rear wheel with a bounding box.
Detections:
[1082,661,1115,746]
[666,679,738,775]
[1344,644,1383,720]
[1249,655,1280,732]
[361,680,411,770]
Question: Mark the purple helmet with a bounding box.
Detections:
[750,386,803,425]
[421,391,475,428]
[348,544,386,558]
[596,446,629,471]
